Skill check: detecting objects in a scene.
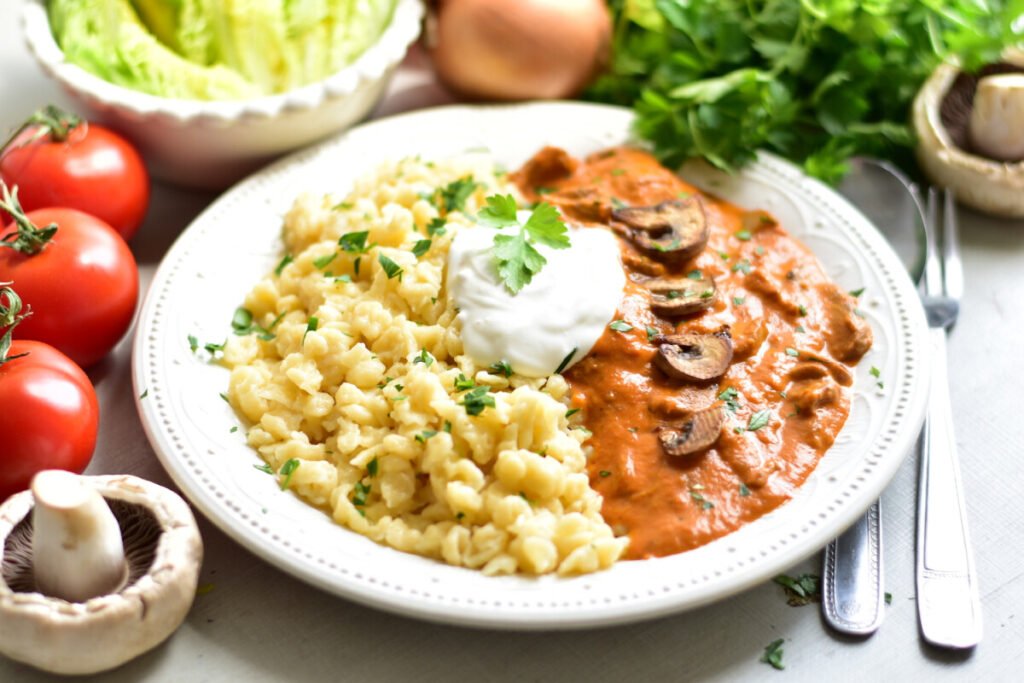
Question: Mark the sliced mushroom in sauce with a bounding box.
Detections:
[654,331,733,383]
[613,198,709,263]
[646,273,717,317]
[657,407,725,457]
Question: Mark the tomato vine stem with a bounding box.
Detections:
[0,181,58,255]
[0,283,30,366]
[0,104,82,155]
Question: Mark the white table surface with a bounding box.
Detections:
[2,3,1022,681]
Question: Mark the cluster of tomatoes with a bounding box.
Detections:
[0,106,149,501]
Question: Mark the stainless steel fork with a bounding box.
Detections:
[915,187,982,649]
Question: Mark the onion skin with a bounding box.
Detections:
[430,0,611,101]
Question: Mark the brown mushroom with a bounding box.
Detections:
[612,198,709,263]
[657,407,725,457]
[654,331,733,382]
[646,273,717,317]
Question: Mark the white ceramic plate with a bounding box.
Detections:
[133,103,929,629]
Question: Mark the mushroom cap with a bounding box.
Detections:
[913,50,1024,218]
[0,475,202,675]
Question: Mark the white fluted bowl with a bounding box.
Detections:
[22,0,423,189]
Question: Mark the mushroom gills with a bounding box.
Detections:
[612,198,709,262]
[647,273,717,317]
[654,331,733,382]
[658,407,725,457]
[31,470,128,602]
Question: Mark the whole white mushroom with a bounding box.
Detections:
[0,472,203,675]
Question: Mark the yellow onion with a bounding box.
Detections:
[429,0,612,101]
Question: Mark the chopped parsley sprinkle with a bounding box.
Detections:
[747,409,771,431]
[565,408,580,418]
[785,347,799,357]
[454,373,476,391]
[254,464,273,475]
[885,592,893,605]
[761,639,785,670]
[333,274,352,283]
[331,201,353,211]
[719,251,730,260]
[700,289,715,299]
[443,420,453,433]
[667,290,682,299]
[415,430,438,444]
[437,177,480,213]
[795,324,806,333]
[690,491,714,510]
[279,458,300,490]
[554,347,577,375]
[139,389,149,400]
[302,316,319,344]
[646,325,659,342]
[411,239,432,258]
[609,320,633,333]
[456,512,466,520]
[489,359,513,377]
[739,483,751,497]
[229,426,237,433]
[798,304,808,316]
[205,340,225,355]
[718,387,741,412]
[774,573,821,606]
[413,349,434,367]
[313,252,337,270]
[870,366,881,378]
[687,269,703,280]
[338,230,370,254]
[219,392,229,403]
[755,246,766,255]
[731,259,753,274]
[850,287,866,298]
[378,253,403,279]
[274,254,293,276]
[599,470,612,477]
[735,230,752,241]
[610,168,626,176]
[232,307,277,341]
[460,385,495,416]
[426,217,447,236]
[733,296,745,305]
[367,457,379,477]
[188,334,198,353]
[352,481,371,507]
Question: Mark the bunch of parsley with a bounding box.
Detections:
[587,0,1023,183]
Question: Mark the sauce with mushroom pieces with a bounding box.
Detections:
[513,147,871,559]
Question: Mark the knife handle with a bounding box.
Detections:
[916,328,982,648]
[822,501,885,635]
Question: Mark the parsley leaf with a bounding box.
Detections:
[476,194,520,228]
[412,239,432,258]
[378,253,403,280]
[761,638,785,670]
[480,196,570,294]
[747,409,771,431]
[718,387,741,412]
[426,217,447,236]
[338,231,370,254]
[773,573,821,606]
[460,385,495,416]
[493,230,546,294]
[523,203,570,249]
[274,254,293,276]
[489,359,513,377]
[413,349,434,367]
[279,458,300,490]
[609,320,632,333]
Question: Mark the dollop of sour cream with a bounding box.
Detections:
[447,215,625,378]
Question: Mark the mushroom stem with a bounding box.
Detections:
[31,470,127,602]
[968,73,1024,162]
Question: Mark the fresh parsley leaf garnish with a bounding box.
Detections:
[413,349,434,366]
[773,573,821,606]
[460,385,495,416]
[339,231,370,254]
[367,457,379,477]
[480,195,570,294]
[554,347,577,375]
[279,458,300,490]
[274,254,293,276]
[565,408,580,418]
[188,334,198,353]
[732,259,753,274]
[735,230,752,241]
[718,387,741,412]
[739,483,751,497]
[426,217,447,236]
[411,239,431,258]
[747,409,771,431]
[785,347,799,357]
[378,253,403,280]
[302,316,318,344]
[437,177,480,213]
[609,320,633,333]
[231,307,276,341]
[489,359,513,377]
[850,287,866,298]
[646,325,659,341]
[686,269,703,280]
[733,296,745,305]
[761,638,785,670]
[454,373,476,391]
[415,430,438,444]
[313,252,337,270]
[352,481,371,507]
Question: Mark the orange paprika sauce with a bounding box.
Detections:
[514,147,871,559]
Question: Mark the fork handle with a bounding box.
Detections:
[822,501,885,635]
[916,327,982,648]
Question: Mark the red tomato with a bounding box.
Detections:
[0,109,149,241]
[0,340,99,502]
[0,208,139,367]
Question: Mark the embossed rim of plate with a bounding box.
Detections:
[132,102,929,630]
